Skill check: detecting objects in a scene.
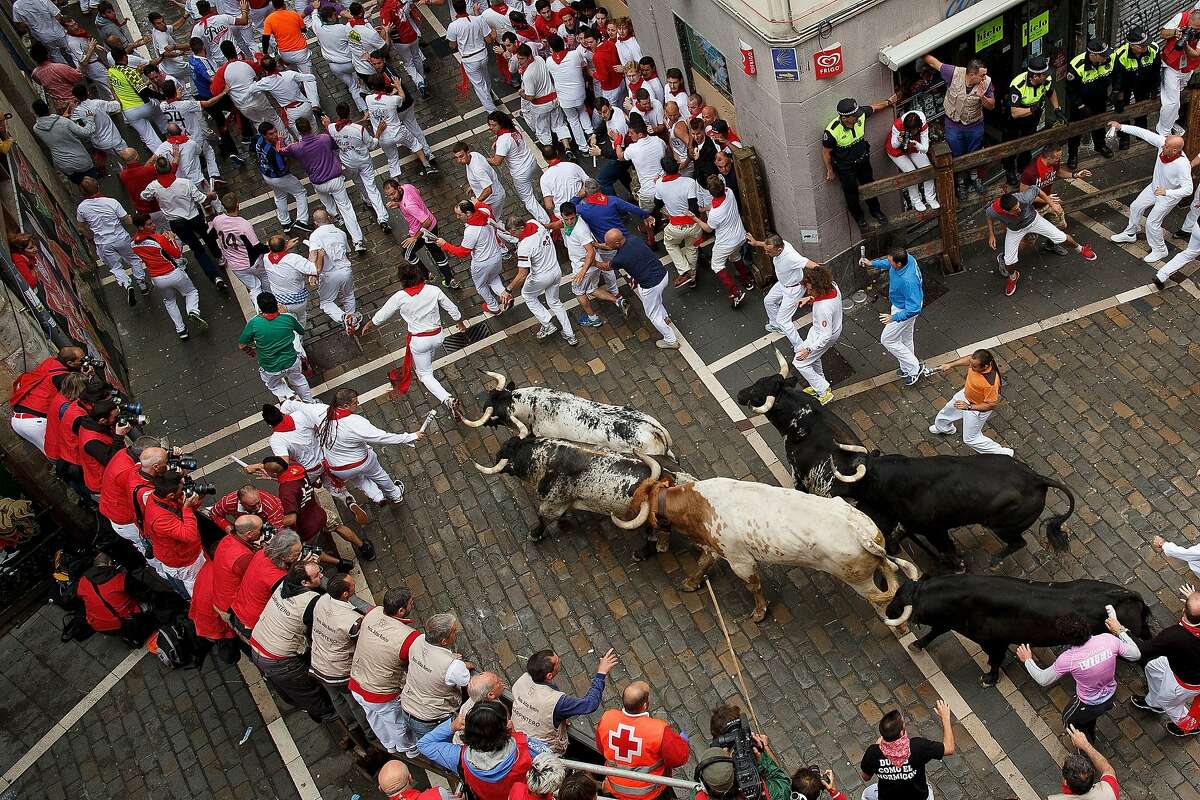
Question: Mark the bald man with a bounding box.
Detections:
[601,228,677,349]
[378,760,453,800]
[452,671,505,745]
[1108,121,1193,263]
[1133,589,1200,735]
[595,682,690,800]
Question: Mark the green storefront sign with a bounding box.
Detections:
[975,15,1004,52]
[1023,11,1049,46]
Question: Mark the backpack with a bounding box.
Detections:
[147,620,193,669]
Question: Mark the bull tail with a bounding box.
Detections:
[1040,477,1076,552]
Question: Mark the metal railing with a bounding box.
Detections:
[560,758,704,793]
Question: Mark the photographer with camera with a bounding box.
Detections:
[597,682,690,800]
[859,701,954,800]
[790,767,846,800]
[76,552,160,647]
[58,380,114,502]
[100,434,163,558]
[77,398,133,502]
[9,344,87,455]
[231,529,304,638]
[1158,10,1200,136]
[143,470,207,598]
[693,705,789,800]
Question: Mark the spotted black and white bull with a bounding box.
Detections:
[461,371,673,456]
[734,351,864,494]
[883,574,1152,685]
[474,435,679,542]
[629,476,920,623]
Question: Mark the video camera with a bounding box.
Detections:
[182,475,217,497]
[257,521,324,562]
[697,716,763,800]
[168,453,198,471]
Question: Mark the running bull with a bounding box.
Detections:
[462,371,674,456]
[883,574,1151,685]
[630,476,920,623]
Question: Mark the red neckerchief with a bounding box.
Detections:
[1182,618,1200,638]
[335,118,352,130]
[661,173,679,182]
[811,289,838,302]
[1162,150,1183,164]
[711,192,726,208]
[403,281,425,297]
[167,134,189,145]
[330,407,353,419]
[584,192,609,205]
[348,17,367,25]
[273,416,297,432]
[278,463,308,482]
[200,11,215,22]
[550,50,568,63]
[617,32,632,40]
[519,222,541,240]
[991,198,1017,216]
[494,127,516,138]
[262,312,280,320]
[628,77,643,93]
[643,70,658,80]
[546,158,561,167]
[157,174,177,188]
[489,2,508,12]
[466,209,491,226]
[514,23,537,38]
[267,251,288,264]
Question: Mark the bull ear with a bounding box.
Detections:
[505,381,515,390]
[872,449,882,457]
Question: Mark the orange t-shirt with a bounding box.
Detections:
[263,9,307,52]
[963,365,1001,406]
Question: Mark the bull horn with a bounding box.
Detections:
[775,349,789,377]
[473,458,509,475]
[512,418,529,438]
[636,452,661,482]
[749,395,775,414]
[833,464,866,483]
[884,604,913,628]
[482,370,507,390]
[460,406,494,428]
[835,442,869,453]
[610,501,650,530]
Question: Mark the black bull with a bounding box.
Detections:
[884,574,1151,685]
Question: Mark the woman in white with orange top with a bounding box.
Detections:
[929,348,1013,456]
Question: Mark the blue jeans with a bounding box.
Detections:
[597,158,632,196]
[943,123,984,156]
[401,712,449,755]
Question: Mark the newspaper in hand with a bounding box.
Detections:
[418,409,437,434]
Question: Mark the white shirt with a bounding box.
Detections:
[140,175,208,220]
[494,129,536,175]
[597,106,628,142]
[270,400,330,471]
[253,70,316,106]
[458,208,508,267]
[327,121,377,165]
[653,174,699,218]
[545,48,587,107]
[158,98,205,140]
[365,92,404,131]
[667,89,689,117]
[464,151,502,200]
[13,0,65,44]
[520,55,556,103]
[563,216,603,271]
[445,15,491,62]
[516,220,560,280]
[480,5,515,36]
[223,59,267,110]
[1163,541,1200,580]
[153,136,206,183]
[804,285,843,352]
[192,13,238,63]
[152,26,189,73]
[320,412,419,468]
[1123,125,1194,199]
[773,241,810,287]
[76,197,130,245]
[622,135,666,187]
[707,191,746,252]
[311,15,351,64]
[628,98,665,130]
[264,251,318,303]
[540,160,588,210]
[72,99,124,150]
[346,20,386,74]
[614,35,641,64]
[308,223,352,274]
[372,282,462,332]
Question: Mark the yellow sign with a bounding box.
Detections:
[975,15,1004,52]
[1023,11,1049,46]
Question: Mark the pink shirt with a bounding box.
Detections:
[208,214,259,271]
[33,62,83,106]
[1052,633,1138,704]
[397,184,436,235]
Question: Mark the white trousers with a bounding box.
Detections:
[409,330,452,404]
[330,60,366,111]
[162,550,205,599]
[636,274,675,343]
[111,520,165,572]
[1159,65,1191,135]
[932,389,1011,455]
[763,281,804,351]
[1159,221,1200,283]
[1003,213,1068,266]
[232,264,271,299]
[397,108,431,157]
[560,104,592,148]
[881,309,920,377]
[329,449,402,502]
[392,41,426,89]
[279,48,315,82]
[153,269,200,333]
[480,182,507,217]
[312,176,363,244]
[353,693,406,753]
[523,270,572,335]
[380,130,419,178]
[510,162,549,224]
[11,416,47,454]
[597,83,627,109]
[462,56,495,113]
[793,345,832,395]
[889,151,936,207]
[664,222,700,275]
[264,173,311,226]
[259,360,315,402]
[862,784,932,800]
[318,269,356,322]
[281,101,316,141]
[123,103,163,151]
[528,103,570,146]
[346,159,389,224]
[1123,183,1182,256]
[96,238,147,288]
[1145,656,1200,723]
[472,254,505,308]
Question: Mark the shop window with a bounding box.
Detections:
[674,15,732,100]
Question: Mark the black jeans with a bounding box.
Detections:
[405,222,454,283]
[202,95,241,156]
[1063,694,1114,742]
[834,158,880,221]
[252,652,337,723]
[1066,94,1109,165]
[169,214,222,281]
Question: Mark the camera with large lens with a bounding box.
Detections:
[1186,27,1200,45]
[168,453,198,471]
[258,521,277,545]
[114,397,148,427]
[182,476,217,497]
[703,716,763,800]
[81,355,106,372]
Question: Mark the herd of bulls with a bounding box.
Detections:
[462,357,1152,685]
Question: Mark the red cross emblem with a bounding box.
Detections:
[607,723,643,764]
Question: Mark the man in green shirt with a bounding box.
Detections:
[238,292,315,402]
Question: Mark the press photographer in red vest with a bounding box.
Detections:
[43,372,87,477]
[9,345,85,455]
[57,380,113,501]
[76,551,158,647]
[77,398,133,501]
[99,435,164,563]
[143,470,207,599]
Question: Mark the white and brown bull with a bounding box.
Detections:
[462,371,674,456]
[630,477,920,622]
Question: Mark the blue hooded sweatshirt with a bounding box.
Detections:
[871,254,923,322]
[418,718,550,784]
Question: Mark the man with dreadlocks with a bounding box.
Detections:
[315,387,426,506]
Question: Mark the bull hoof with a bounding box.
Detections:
[908,640,926,653]
[749,606,768,624]
[632,542,657,562]
[679,578,702,593]
[979,673,1000,688]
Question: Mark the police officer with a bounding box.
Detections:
[1002,56,1060,187]
[822,95,898,229]
[1112,27,1160,150]
[1065,39,1114,169]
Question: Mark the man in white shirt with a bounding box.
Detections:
[445,0,496,113]
[149,11,195,98]
[545,34,591,154]
[324,105,391,231]
[191,0,249,66]
[695,174,753,308]
[66,19,113,97]
[436,201,515,315]
[539,142,588,215]
[560,201,623,327]
[312,6,363,111]
[219,41,280,134]
[308,210,359,334]
[76,177,148,303]
[502,215,576,346]
[71,88,126,160]
[1108,122,1193,263]
[252,56,319,140]
[487,110,548,224]
[516,46,573,147]
[13,0,72,65]
[215,0,256,56]
[625,88,665,135]
[154,123,221,192]
[452,142,507,217]
[346,3,386,82]
[651,156,702,288]
[746,233,811,354]
[615,115,666,211]
[140,158,230,291]
[262,233,319,329]
[364,74,433,178]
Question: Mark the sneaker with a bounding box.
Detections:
[817,390,834,405]
[481,302,500,315]
[1154,276,1167,290]
[1175,228,1191,241]
[357,538,376,561]
[902,372,920,387]
[674,273,696,289]
[929,424,956,436]
[215,277,230,295]
[1109,231,1137,243]
[229,153,246,165]
[291,219,313,233]
[1168,722,1200,737]
[920,365,933,378]
[802,386,817,396]
[563,332,579,346]
[348,500,370,526]
[343,313,359,336]
[535,323,557,339]
[1004,270,1020,297]
[137,280,151,296]
[353,240,367,255]
[926,197,941,210]
[870,209,889,224]
[177,329,189,340]
[1078,245,1097,261]
[1143,249,1167,263]
[910,197,927,212]
[1041,240,1069,256]
[764,322,783,334]
[447,278,461,290]
[615,297,629,316]
[126,285,137,306]
[577,314,603,327]
[419,84,430,100]
[655,339,680,350]
[730,290,746,308]
[379,221,392,235]
[424,161,440,175]
[187,311,209,332]
[1130,695,1165,713]
[995,252,1009,277]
